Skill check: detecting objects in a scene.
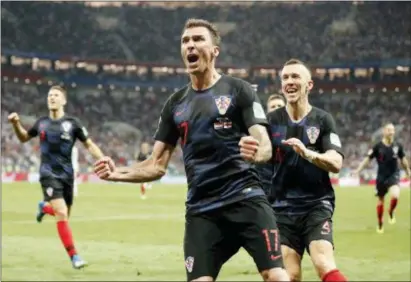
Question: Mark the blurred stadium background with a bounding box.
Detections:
[1,1,410,281]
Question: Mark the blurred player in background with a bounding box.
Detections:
[136,141,152,199]
[354,123,410,233]
[8,86,104,269]
[256,93,286,195]
[266,94,286,113]
[266,59,347,282]
[72,146,79,197]
[95,18,289,282]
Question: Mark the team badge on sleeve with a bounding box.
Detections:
[253,102,266,119]
[330,133,342,147]
[306,126,320,144]
[185,256,194,273]
[214,96,232,115]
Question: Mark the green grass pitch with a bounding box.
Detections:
[2,182,410,281]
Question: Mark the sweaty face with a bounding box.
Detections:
[181,26,219,74]
[47,89,66,111]
[267,99,285,113]
[281,64,313,104]
[383,124,395,139]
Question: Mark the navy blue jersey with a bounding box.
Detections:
[368,141,405,183]
[267,107,344,215]
[28,116,89,180]
[255,160,273,195]
[154,75,268,214]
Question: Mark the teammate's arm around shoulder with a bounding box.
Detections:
[237,81,272,163]
[94,141,174,183]
[7,112,36,142]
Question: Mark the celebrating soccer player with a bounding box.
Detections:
[354,123,411,233]
[94,19,289,282]
[8,86,104,269]
[266,59,347,282]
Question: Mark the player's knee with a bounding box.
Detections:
[286,266,302,282]
[190,276,214,282]
[261,267,290,282]
[50,199,68,220]
[390,185,400,198]
[309,240,336,278]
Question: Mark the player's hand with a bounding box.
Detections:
[8,112,20,125]
[239,136,260,162]
[94,156,115,180]
[282,138,308,157]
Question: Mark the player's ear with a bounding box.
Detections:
[307,80,314,92]
[213,46,220,58]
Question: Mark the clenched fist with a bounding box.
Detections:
[8,112,20,125]
[94,156,116,180]
[239,136,260,162]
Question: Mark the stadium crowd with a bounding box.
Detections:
[2,80,410,179]
[2,1,410,65]
[1,1,410,180]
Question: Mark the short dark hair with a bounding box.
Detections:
[267,94,285,104]
[183,18,221,46]
[283,58,312,77]
[49,85,67,98]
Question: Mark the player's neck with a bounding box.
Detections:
[286,100,312,122]
[49,109,65,120]
[382,137,394,146]
[190,68,221,91]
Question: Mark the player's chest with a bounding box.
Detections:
[39,120,75,143]
[377,146,399,161]
[172,94,239,130]
[271,123,323,153]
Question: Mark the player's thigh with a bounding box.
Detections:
[375,182,389,198]
[231,196,284,272]
[389,184,400,198]
[276,213,305,258]
[184,212,240,281]
[40,177,65,203]
[304,207,336,277]
[281,245,302,282]
[63,180,74,207]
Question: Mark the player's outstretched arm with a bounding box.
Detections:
[240,124,272,163]
[94,141,174,183]
[400,157,411,179]
[353,157,371,174]
[8,112,32,143]
[82,139,104,160]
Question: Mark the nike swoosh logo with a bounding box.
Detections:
[271,254,282,260]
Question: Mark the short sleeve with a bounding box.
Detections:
[321,113,344,157]
[27,118,41,137]
[153,99,179,147]
[236,81,268,129]
[73,119,89,142]
[367,144,378,159]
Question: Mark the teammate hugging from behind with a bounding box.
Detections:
[8,86,104,269]
[354,123,411,233]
